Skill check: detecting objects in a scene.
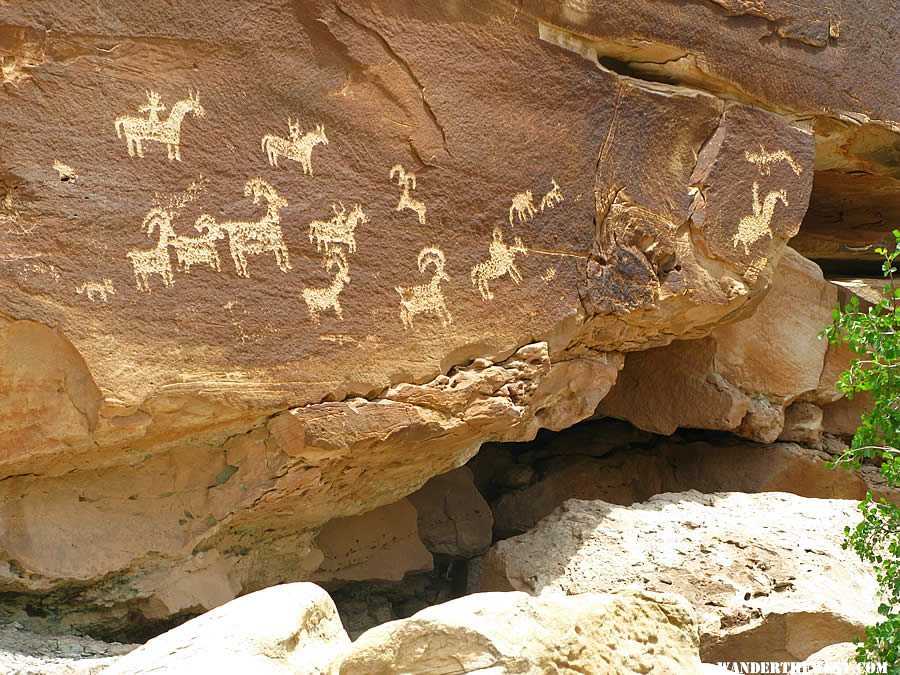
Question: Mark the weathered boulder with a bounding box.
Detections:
[598,248,840,442]
[103,583,349,674]
[491,437,878,536]
[339,590,704,675]
[407,467,493,558]
[483,492,880,661]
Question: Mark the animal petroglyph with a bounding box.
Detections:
[302,249,350,323]
[261,121,328,174]
[471,227,528,301]
[397,247,452,329]
[174,217,225,272]
[744,146,803,176]
[541,266,557,282]
[509,190,537,225]
[53,160,76,182]
[733,181,789,254]
[126,207,177,292]
[539,179,563,211]
[115,90,205,161]
[197,178,291,278]
[390,165,427,225]
[76,279,115,303]
[308,203,367,255]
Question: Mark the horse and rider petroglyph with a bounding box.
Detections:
[115,90,204,161]
[307,203,367,255]
[471,227,528,301]
[733,181,789,255]
[261,121,328,174]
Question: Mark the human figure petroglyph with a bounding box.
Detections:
[509,190,537,225]
[397,247,452,329]
[197,178,291,278]
[744,145,803,176]
[390,164,427,225]
[302,248,350,323]
[539,179,563,211]
[115,90,204,161]
[308,203,367,255]
[733,181,789,255]
[76,279,115,303]
[471,227,528,301]
[126,207,177,292]
[139,90,165,123]
[261,121,328,174]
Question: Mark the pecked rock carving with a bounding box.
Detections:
[0,0,847,631]
[201,178,291,278]
[733,181,789,254]
[397,247,452,329]
[307,203,367,255]
[471,226,528,301]
[744,146,803,176]
[302,248,351,323]
[261,120,328,174]
[114,90,204,161]
[75,279,115,303]
[126,207,178,292]
[509,189,537,225]
[539,179,564,211]
[390,164,426,224]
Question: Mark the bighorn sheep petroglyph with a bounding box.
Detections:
[126,207,177,291]
[196,178,291,278]
[397,247,452,329]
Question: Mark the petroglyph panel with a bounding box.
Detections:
[397,247,452,329]
[261,121,328,174]
[114,90,205,161]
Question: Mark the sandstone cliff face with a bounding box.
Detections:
[0,0,895,636]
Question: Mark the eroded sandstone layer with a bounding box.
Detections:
[0,0,895,630]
